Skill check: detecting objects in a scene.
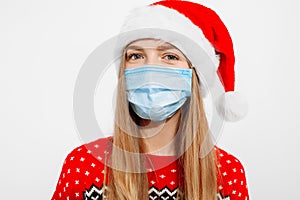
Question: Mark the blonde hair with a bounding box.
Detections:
[103,55,217,200]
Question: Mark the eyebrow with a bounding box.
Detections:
[125,44,179,52]
[125,46,144,51]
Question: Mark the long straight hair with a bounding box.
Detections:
[104,56,217,200]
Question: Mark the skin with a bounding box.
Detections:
[124,39,190,155]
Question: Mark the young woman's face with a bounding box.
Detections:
[124,39,190,69]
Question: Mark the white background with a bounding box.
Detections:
[1,0,300,199]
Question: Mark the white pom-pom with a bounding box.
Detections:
[216,91,248,122]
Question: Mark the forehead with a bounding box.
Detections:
[126,39,179,50]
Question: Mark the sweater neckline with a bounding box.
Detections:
[145,153,178,171]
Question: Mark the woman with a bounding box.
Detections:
[52,1,249,200]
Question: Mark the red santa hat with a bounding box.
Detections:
[116,0,248,122]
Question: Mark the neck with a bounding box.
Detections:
[139,111,181,155]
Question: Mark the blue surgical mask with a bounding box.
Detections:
[124,65,192,122]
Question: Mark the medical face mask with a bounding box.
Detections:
[124,65,192,122]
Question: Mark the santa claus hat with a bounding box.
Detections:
[116,0,248,122]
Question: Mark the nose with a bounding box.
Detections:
[144,50,161,66]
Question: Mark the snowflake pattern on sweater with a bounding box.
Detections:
[51,137,249,200]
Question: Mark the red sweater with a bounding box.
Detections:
[52,137,249,200]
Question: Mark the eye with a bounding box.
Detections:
[126,53,143,61]
[163,54,179,61]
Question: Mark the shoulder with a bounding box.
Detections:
[60,136,112,178]
[215,147,246,174]
[51,137,112,199]
[215,146,250,199]
[66,136,112,163]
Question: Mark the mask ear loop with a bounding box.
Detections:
[190,66,201,87]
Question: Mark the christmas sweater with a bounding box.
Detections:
[51,137,249,200]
